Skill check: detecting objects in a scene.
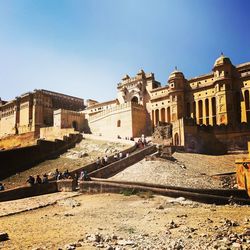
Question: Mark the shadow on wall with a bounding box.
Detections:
[0,133,83,180]
[185,133,227,155]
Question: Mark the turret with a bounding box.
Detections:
[168,67,185,91]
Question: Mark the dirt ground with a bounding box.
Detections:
[0,193,249,250]
[2,138,128,189]
[111,152,247,189]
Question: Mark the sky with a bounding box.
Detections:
[0,0,250,102]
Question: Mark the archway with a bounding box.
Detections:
[161,108,166,122]
[245,90,250,123]
[155,109,159,125]
[131,96,139,104]
[174,133,179,146]
[72,121,78,130]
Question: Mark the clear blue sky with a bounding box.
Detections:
[0,0,250,102]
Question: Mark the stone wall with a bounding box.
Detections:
[53,109,85,131]
[40,127,76,141]
[0,133,82,180]
[88,102,148,138]
[0,182,58,202]
[89,145,157,178]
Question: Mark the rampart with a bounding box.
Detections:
[0,182,58,202]
[0,133,82,180]
[89,145,157,178]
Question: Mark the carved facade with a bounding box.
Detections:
[1,54,250,149]
[0,89,84,138]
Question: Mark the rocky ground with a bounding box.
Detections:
[0,193,249,250]
[0,149,249,249]
[110,152,246,189]
[1,138,127,189]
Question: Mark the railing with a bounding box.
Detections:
[88,102,144,122]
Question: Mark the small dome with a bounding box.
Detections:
[122,74,130,80]
[214,53,232,67]
[168,67,184,81]
[137,69,145,75]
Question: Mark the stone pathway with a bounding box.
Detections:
[0,192,79,217]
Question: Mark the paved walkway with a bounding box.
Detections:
[0,192,79,217]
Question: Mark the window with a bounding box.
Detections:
[117,120,121,127]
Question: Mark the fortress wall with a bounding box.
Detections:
[184,125,250,154]
[0,182,58,202]
[0,133,82,180]
[0,132,36,150]
[132,106,148,137]
[0,113,16,137]
[88,145,157,178]
[40,127,76,140]
[88,105,133,138]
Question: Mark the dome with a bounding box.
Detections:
[168,67,184,81]
[214,53,232,67]
[122,74,130,80]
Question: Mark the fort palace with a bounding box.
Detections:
[1,54,250,153]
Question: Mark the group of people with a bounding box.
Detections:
[26,173,49,186]
[136,135,148,149]
[54,169,71,180]
[95,155,109,169]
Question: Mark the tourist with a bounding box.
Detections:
[54,169,59,179]
[114,153,118,161]
[63,169,70,179]
[104,155,109,165]
[35,175,42,184]
[79,170,84,181]
[96,157,101,169]
[0,183,4,191]
[42,174,48,184]
[100,157,105,167]
[83,170,91,181]
[26,176,35,186]
[57,172,63,180]
[119,152,123,159]
[126,152,129,157]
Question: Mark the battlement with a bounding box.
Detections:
[88,102,144,122]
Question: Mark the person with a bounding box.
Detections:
[27,176,35,186]
[36,175,42,184]
[83,170,91,181]
[79,170,84,181]
[0,183,4,191]
[96,157,101,169]
[104,155,109,165]
[63,169,70,179]
[57,172,63,180]
[119,152,123,159]
[100,157,105,167]
[42,174,48,184]
[54,169,59,179]
[126,152,129,157]
[114,153,118,161]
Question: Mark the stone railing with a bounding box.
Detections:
[88,102,144,122]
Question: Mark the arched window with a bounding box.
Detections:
[245,90,250,123]
[167,107,171,122]
[117,120,121,127]
[205,99,209,125]
[72,121,78,130]
[198,100,203,124]
[131,96,139,104]
[212,97,216,125]
[174,133,179,146]
[161,108,166,122]
[155,109,159,125]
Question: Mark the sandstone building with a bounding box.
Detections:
[0,89,84,138]
[1,54,250,153]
